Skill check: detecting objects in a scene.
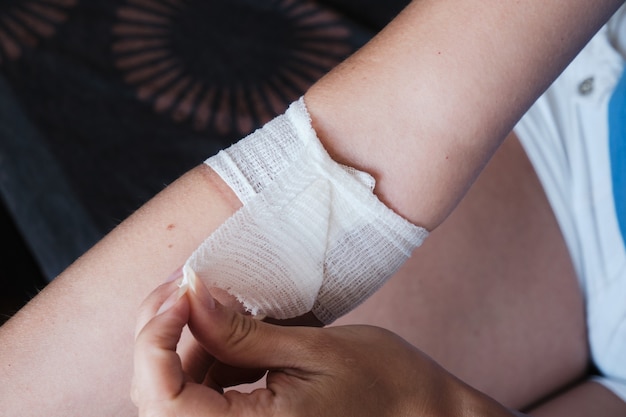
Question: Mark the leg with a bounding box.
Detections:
[334,132,589,410]
[528,380,626,416]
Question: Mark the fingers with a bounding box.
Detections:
[132,280,277,417]
[134,280,182,338]
[185,269,321,372]
[178,326,266,390]
[132,281,190,407]
[177,326,218,383]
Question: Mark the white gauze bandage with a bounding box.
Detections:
[184,97,428,324]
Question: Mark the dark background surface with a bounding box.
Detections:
[0,196,46,326]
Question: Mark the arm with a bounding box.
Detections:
[0,166,242,416]
[306,0,623,229]
[1,0,623,415]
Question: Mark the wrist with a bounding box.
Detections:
[455,380,520,417]
[400,363,517,417]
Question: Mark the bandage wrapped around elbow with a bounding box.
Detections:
[184,97,428,324]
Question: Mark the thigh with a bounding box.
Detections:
[333,132,588,410]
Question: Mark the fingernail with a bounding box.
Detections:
[164,266,183,283]
[253,313,267,321]
[184,265,215,310]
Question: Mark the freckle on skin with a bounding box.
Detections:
[168,244,173,248]
[167,224,175,231]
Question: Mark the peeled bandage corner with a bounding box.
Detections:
[180,264,197,293]
[183,97,428,324]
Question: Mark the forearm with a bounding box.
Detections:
[0,166,240,416]
[306,0,623,229]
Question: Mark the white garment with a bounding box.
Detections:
[514,7,626,402]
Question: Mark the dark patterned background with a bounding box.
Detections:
[0,0,409,280]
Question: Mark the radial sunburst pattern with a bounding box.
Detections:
[0,0,76,65]
[112,0,358,136]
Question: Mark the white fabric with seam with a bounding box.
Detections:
[514,10,626,402]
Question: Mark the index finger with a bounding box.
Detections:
[134,279,183,339]
[132,284,190,407]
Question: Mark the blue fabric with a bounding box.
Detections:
[609,66,626,248]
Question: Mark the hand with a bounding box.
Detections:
[154,267,322,388]
[132,276,516,416]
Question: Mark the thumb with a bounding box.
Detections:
[185,269,318,372]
